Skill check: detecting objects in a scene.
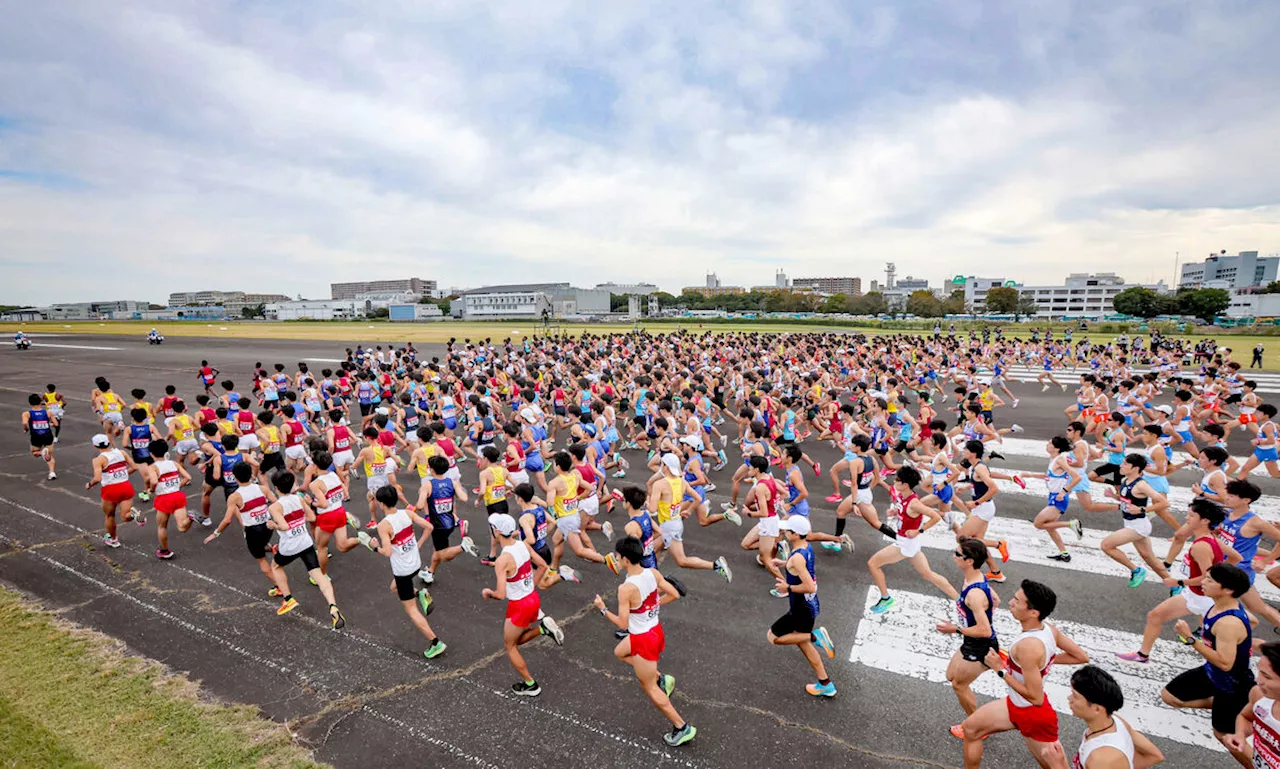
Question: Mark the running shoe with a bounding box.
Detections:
[423,639,447,659]
[557,565,581,583]
[614,628,628,640]
[713,556,732,583]
[1048,552,1071,563]
[540,615,564,646]
[842,479,852,487]
[1012,399,1019,409]
[1011,424,1024,434]
[721,501,737,512]
[1042,384,1050,392]
[996,541,1010,563]
[138,491,152,502]
[1127,567,1147,588]
[755,554,764,567]
[460,536,478,557]
[665,574,688,597]
[880,467,896,479]
[663,723,696,747]
[48,471,57,480]
[870,596,895,614]
[330,606,346,630]
[612,470,627,478]
[949,724,966,739]
[417,588,434,616]
[805,681,837,697]
[345,512,361,529]
[200,516,212,527]
[1115,651,1149,663]
[132,512,146,527]
[724,509,743,526]
[819,541,841,552]
[601,521,614,540]
[711,461,727,472]
[659,673,676,696]
[365,519,378,529]
[102,534,121,549]
[705,483,717,492]
[472,486,482,495]
[812,461,821,477]
[985,570,1007,583]
[824,493,843,503]
[1169,585,1184,597]
[611,488,625,502]
[156,549,174,560]
[840,533,855,552]
[988,451,1006,461]
[308,576,318,586]
[357,531,377,551]
[605,553,621,575]
[1012,475,1026,489]
[1060,383,1068,391]
[776,538,791,561]
[770,587,787,598]
[1072,519,1084,540]
[647,450,656,462]
[720,435,728,448]
[277,597,299,615]
[812,626,835,658]
[460,519,469,538]
[268,586,281,597]
[419,568,435,584]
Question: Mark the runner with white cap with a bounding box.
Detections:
[767,515,836,696]
[482,511,562,696]
[633,452,732,583]
[86,433,143,548]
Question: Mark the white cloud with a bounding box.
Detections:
[1,0,1278,304]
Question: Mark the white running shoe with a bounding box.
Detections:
[460,536,478,557]
[48,471,57,480]
[419,568,435,584]
[540,615,565,646]
[1012,399,1020,409]
[601,521,614,540]
[558,565,581,583]
[724,509,743,526]
[1011,424,1024,434]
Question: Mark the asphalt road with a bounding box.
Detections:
[1,333,1272,768]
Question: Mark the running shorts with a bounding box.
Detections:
[284,445,307,461]
[1165,667,1253,734]
[243,523,272,560]
[896,533,923,558]
[430,524,456,551]
[333,449,354,468]
[394,572,417,601]
[30,432,53,448]
[755,516,780,539]
[629,624,666,662]
[1122,516,1153,538]
[770,609,816,637]
[971,500,996,522]
[154,491,187,515]
[1006,696,1059,743]
[660,518,684,544]
[274,545,320,570]
[959,636,999,663]
[315,509,348,533]
[101,482,134,505]
[260,452,285,473]
[556,512,582,535]
[506,591,541,629]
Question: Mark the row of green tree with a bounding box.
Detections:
[1109,287,1231,322]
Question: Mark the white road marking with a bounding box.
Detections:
[848,588,1224,753]
[910,509,1280,602]
[26,342,122,351]
[987,436,1275,478]
[984,473,1280,518]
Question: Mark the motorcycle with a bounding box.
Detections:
[148,332,164,345]
[14,336,30,350]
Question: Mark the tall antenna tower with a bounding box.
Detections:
[885,262,897,291]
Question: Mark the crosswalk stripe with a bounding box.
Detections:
[988,436,1274,478]
[985,473,1280,519]
[908,511,1280,603]
[847,588,1224,753]
[988,367,1280,393]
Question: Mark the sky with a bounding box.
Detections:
[3,0,1280,305]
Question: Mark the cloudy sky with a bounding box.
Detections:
[3,1,1280,305]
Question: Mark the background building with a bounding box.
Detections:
[683,272,745,297]
[1179,251,1279,289]
[43,301,149,320]
[793,277,861,296]
[388,303,444,321]
[330,277,437,300]
[595,281,661,295]
[450,283,609,320]
[981,273,1168,318]
[265,300,364,321]
[961,277,1020,309]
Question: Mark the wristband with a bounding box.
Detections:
[1177,579,1185,587]
[599,607,608,617]
[996,670,1006,679]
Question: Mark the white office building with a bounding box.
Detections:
[595,282,660,295]
[451,283,609,319]
[1179,251,1280,290]
[265,300,365,321]
[1021,274,1167,318]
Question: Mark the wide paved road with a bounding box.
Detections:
[2,333,1276,768]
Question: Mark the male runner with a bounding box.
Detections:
[86,434,142,548]
[1067,665,1164,768]
[371,485,447,659]
[767,516,837,696]
[141,439,192,559]
[204,462,295,615]
[867,466,959,613]
[959,580,1090,769]
[266,472,345,629]
[482,512,563,695]
[22,393,57,479]
[937,537,999,737]
[417,454,478,583]
[1225,641,1280,767]
[593,536,697,747]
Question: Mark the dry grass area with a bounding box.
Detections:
[0,587,324,768]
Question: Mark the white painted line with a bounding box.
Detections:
[27,342,122,351]
[848,588,1223,753]
[911,510,1280,602]
[989,436,1274,478]
[986,473,1280,518]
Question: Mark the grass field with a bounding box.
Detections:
[0,587,323,769]
[1,319,1275,356]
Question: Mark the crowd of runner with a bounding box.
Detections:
[20,328,1280,766]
